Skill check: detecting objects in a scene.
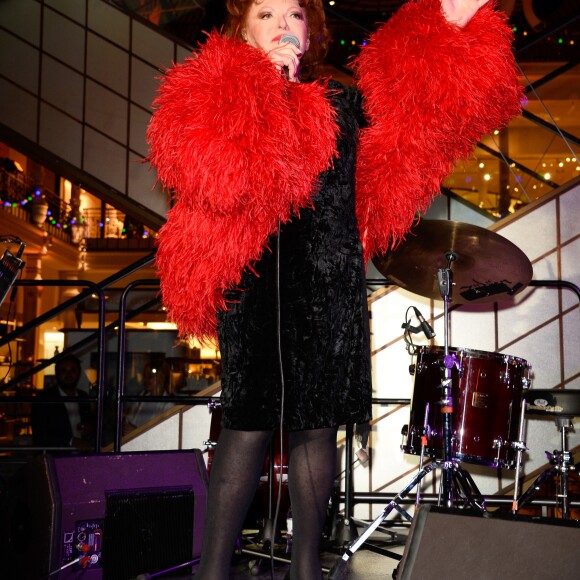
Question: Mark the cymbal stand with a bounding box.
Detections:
[437,260,454,508]
[329,258,488,580]
[516,415,576,519]
[434,259,486,510]
[510,398,528,515]
[327,457,486,579]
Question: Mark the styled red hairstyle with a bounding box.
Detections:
[224,0,329,78]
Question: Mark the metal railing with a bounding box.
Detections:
[0,252,155,453]
[0,166,75,243]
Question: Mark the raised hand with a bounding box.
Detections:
[441,0,491,28]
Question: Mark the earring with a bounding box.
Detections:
[241,30,248,42]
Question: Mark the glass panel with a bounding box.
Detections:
[43,7,86,73]
[87,32,130,97]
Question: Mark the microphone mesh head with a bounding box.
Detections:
[279,33,301,49]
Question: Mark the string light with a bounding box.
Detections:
[0,188,88,231]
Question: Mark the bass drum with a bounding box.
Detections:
[402,346,531,468]
[205,402,290,529]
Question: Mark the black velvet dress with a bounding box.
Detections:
[217,81,372,431]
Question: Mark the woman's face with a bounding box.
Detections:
[243,0,309,55]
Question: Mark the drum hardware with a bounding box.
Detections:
[436,257,457,508]
[514,390,580,519]
[401,257,463,507]
[372,219,533,305]
[207,399,220,410]
[401,306,436,340]
[203,401,222,471]
[203,437,218,450]
[329,221,536,580]
[401,306,436,356]
[372,218,533,475]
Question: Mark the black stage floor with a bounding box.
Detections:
[168,508,580,580]
[171,527,404,579]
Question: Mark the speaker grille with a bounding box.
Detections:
[398,505,580,580]
[103,489,195,579]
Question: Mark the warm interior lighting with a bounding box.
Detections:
[142,322,178,330]
[43,332,64,359]
[0,236,26,308]
[0,158,23,174]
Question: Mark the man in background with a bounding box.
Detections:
[31,354,94,449]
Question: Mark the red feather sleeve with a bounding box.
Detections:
[147,33,338,340]
[354,0,524,261]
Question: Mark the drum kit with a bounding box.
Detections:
[374,219,535,509]
[328,219,579,579]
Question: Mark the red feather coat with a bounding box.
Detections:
[147,0,522,343]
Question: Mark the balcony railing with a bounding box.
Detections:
[0,165,157,250]
[0,165,75,244]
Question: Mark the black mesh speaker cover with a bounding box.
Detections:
[397,505,580,579]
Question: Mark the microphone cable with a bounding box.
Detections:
[402,306,419,355]
[270,219,286,578]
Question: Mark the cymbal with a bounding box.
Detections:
[372,220,533,304]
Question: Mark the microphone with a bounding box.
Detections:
[279,33,301,49]
[279,33,301,80]
[413,307,436,339]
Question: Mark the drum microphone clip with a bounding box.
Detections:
[402,307,436,339]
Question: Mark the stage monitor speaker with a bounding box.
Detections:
[397,505,580,580]
[0,449,208,580]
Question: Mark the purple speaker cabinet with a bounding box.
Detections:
[2,449,208,580]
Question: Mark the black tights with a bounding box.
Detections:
[195,426,338,579]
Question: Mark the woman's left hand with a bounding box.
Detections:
[441,0,490,28]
